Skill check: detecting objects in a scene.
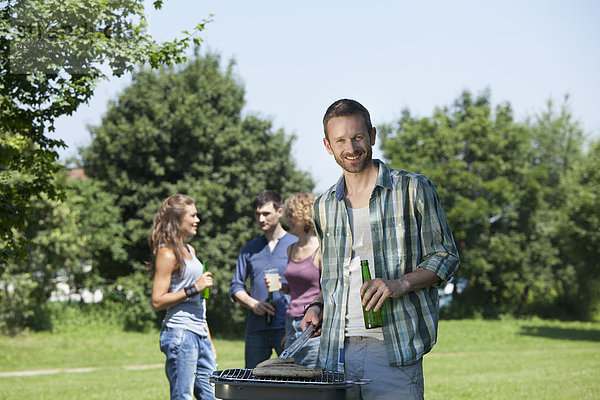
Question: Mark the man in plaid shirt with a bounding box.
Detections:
[301,99,459,400]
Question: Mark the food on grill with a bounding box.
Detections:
[253,364,322,378]
[253,358,322,378]
[255,357,295,368]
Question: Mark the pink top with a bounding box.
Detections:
[284,250,321,317]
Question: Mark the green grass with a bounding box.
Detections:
[427,319,600,399]
[1,318,599,399]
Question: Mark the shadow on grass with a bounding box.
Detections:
[519,326,600,342]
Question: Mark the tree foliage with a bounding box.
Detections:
[380,89,599,319]
[554,138,600,318]
[0,173,127,334]
[80,52,314,335]
[0,0,210,262]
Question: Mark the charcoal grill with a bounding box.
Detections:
[210,368,366,400]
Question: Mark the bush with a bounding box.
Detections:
[0,272,37,335]
[104,271,161,332]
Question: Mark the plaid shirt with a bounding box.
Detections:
[313,160,459,370]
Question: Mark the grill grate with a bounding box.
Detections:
[212,368,346,385]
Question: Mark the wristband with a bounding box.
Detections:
[184,285,199,298]
[303,301,324,316]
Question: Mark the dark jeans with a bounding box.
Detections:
[285,316,320,368]
[244,328,285,369]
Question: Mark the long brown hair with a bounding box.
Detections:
[149,194,195,276]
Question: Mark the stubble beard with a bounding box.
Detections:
[259,220,276,235]
[334,146,373,174]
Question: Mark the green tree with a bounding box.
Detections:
[554,138,600,319]
[0,0,210,263]
[379,89,567,317]
[524,97,593,319]
[80,52,314,335]
[0,172,126,334]
[527,96,585,221]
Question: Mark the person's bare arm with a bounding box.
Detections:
[151,248,186,311]
[151,247,213,311]
[232,290,275,317]
[361,268,441,312]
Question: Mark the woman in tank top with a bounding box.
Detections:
[149,194,216,400]
[268,193,322,368]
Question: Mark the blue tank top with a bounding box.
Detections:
[162,245,208,336]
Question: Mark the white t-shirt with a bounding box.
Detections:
[345,206,384,340]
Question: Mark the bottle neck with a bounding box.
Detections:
[361,261,371,281]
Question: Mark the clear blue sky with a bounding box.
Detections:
[53,0,600,193]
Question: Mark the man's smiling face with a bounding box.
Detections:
[324,114,375,174]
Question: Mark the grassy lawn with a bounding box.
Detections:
[0,318,598,399]
[427,319,600,399]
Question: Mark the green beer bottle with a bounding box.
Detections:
[265,291,275,324]
[361,259,383,329]
[201,261,209,299]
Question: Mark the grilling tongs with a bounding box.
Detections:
[278,324,316,360]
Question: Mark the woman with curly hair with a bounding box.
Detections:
[149,194,216,400]
[267,192,322,368]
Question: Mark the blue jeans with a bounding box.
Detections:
[285,316,320,368]
[159,327,217,400]
[244,328,285,368]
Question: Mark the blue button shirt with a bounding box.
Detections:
[230,232,297,333]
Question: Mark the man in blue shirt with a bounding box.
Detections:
[230,190,298,368]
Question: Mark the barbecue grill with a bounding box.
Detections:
[210,368,367,400]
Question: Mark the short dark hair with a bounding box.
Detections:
[252,190,283,210]
[323,98,373,140]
